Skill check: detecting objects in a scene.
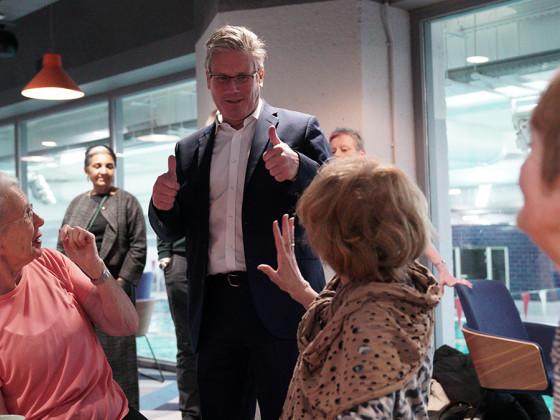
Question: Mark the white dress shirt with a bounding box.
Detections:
[207,100,263,275]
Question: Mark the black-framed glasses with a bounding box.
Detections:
[209,72,258,86]
[0,205,34,227]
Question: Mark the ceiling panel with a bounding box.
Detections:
[0,0,58,23]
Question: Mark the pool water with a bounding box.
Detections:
[136,297,178,362]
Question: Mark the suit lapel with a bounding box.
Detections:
[197,124,215,171]
[245,101,278,188]
[196,125,216,220]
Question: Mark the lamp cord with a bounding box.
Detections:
[49,4,54,53]
[473,13,477,57]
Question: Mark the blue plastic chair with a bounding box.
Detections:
[456,280,555,396]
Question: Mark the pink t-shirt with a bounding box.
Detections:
[0,248,129,419]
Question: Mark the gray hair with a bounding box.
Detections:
[0,172,19,225]
[84,144,116,168]
[205,25,267,73]
[329,128,365,151]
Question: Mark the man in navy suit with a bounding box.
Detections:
[149,25,330,419]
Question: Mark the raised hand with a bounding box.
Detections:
[258,214,317,309]
[262,126,300,182]
[59,225,104,279]
[60,225,139,336]
[153,155,180,210]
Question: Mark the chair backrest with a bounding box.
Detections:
[135,298,156,337]
[455,280,528,341]
[137,272,154,300]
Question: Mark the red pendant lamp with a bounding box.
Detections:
[21,4,84,101]
[21,53,84,100]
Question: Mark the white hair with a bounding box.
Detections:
[0,172,19,224]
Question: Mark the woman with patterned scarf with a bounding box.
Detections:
[258,156,442,419]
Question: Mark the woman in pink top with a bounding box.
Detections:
[0,171,147,419]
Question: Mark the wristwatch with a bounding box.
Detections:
[91,268,111,286]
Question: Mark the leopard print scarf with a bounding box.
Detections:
[281,261,441,420]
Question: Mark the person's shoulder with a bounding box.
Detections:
[33,248,68,272]
[177,124,215,146]
[114,188,142,205]
[262,100,317,121]
[32,249,88,293]
[114,188,134,199]
[67,192,89,206]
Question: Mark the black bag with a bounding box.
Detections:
[429,401,477,420]
[432,345,551,420]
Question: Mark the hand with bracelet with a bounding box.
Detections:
[424,243,472,293]
[58,224,139,335]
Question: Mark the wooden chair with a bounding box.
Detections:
[456,280,554,395]
[136,298,165,382]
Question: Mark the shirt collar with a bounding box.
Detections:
[214,99,263,134]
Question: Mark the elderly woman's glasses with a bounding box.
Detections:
[209,72,258,86]
[0,205,34,226]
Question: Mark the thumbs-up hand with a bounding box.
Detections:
[153,155,180,210]
[262,126,300,182]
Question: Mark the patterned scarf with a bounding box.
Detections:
[281,261,441,420]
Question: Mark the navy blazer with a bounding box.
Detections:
[149,101,331,350]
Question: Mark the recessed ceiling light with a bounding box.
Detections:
[138,133,181,142]
[42,141,57,147]
[21,155,55,163]
[0,13,5,21]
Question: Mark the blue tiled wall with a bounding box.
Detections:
[452,224,560,297]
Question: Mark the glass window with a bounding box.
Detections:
[0,125,15,176]
[425,0,560,351]
[22,103,110,250]
[122,80,197,362]
[2,75,195,365]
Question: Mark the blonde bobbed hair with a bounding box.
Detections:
[297,157,432,282]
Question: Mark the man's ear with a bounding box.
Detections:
[258,68,264,87]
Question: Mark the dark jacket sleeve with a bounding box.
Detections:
[149,199,184,243]
[289,114,331,195]
[117,193,147,285]
[148,135,200,243]
[157,236,173,259]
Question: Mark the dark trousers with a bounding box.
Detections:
[164,254,201,420]
[197,274,299,420]
[123,405,148,419]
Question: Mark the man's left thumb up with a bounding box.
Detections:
[269,125,282,146]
